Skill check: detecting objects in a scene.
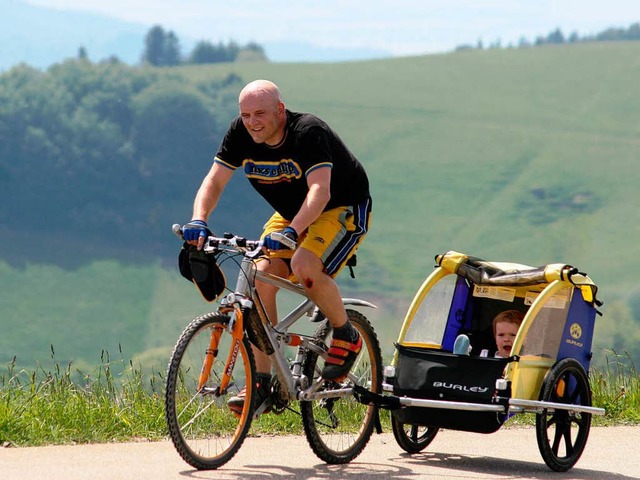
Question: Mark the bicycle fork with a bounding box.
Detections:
[197,306,245,396]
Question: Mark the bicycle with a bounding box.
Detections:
[164,225,383,470]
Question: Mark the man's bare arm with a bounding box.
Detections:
[289,167,331,235]
[192,162,234,221]
[190,162,234,248]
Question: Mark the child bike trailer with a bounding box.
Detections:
[362,251,604,472]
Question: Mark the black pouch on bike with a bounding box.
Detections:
[178,243,226,302]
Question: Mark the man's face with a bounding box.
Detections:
[495,321,519,357]
[239,93,284,145]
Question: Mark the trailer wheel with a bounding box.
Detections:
[535,358,592,472]
[391,415,439,453]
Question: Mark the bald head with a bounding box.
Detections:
[239,79,283,106]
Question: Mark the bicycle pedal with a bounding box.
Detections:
[253,398,273,418]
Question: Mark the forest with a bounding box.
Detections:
[0,60,271,267]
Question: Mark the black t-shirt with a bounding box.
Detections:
[215,110,370,220]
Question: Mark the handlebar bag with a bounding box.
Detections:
[178,243,226,302]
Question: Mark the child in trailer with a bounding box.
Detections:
[492,309,524,358]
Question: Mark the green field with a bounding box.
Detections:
[2,41,640,374]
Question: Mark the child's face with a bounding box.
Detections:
[495,321,520,357]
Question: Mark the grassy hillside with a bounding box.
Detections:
[2,42,639,372]
[181,42,639,290]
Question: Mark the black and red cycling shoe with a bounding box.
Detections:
[321,332,363,381]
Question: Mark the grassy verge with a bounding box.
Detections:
[590,350,640,425]
[0,347,167,446]
[1,349,637,447]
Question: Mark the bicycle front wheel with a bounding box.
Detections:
[165,313,256,470]
[301,309,382,464]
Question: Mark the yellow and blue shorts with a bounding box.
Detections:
[261,197,372,278]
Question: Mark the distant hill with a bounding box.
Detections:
[1,0,148,68]
[2,41,639,374]
[0,0,391,71]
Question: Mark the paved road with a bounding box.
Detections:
[2,426,638,479]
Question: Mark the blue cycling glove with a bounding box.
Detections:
[183,220,208,242]
[264,226,298,250]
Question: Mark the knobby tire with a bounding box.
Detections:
[300,309,383,464]
[165,313,256,470]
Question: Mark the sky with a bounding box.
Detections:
[21,0,640,57]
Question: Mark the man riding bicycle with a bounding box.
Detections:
[183,79,372,412]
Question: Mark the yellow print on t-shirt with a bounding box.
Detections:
[243,158,302,182]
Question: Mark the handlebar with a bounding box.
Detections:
[172,224,297,255]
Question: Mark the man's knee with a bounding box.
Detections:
[291,249,323,285]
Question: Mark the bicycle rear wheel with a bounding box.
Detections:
[165,313,256,470]
[301,309,382,464]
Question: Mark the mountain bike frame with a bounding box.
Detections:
[199,233,376,413]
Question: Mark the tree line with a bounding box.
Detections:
[456,22,640,51]
[141,25,267,67]
[72,25,267,67]
[0,60,270,268]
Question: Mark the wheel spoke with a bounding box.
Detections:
[551,423,563,454]
[563,426,575,457]
[546,411,558,427]
[178,396,217,431]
